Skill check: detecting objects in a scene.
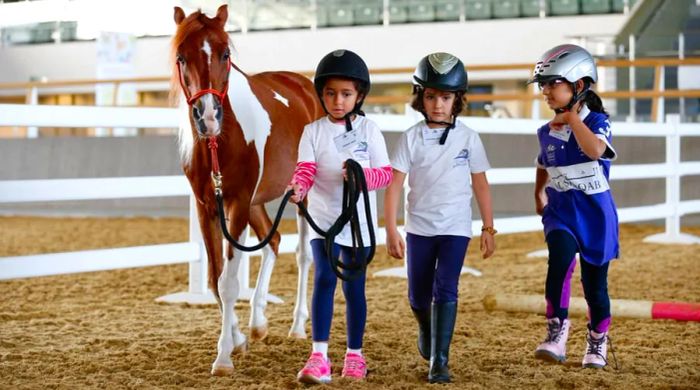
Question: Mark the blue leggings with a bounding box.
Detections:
[406,233,470,310]
[545,229,611,333]
[310,239,368,349]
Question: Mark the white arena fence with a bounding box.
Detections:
[1,104,699,302]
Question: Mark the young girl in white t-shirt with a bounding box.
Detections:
[384,52,496,384]
[287,49,392,385]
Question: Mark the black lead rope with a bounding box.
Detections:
[298,159,376,282]
[215,189,293,252]
[214,159,375,282]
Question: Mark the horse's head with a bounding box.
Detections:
[172,5,231,137]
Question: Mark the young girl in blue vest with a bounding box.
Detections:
[528,44,619,369]
[287,49,392,384]
[384,52,496,383]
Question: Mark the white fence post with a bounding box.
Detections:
[644,114,700,244]
[188,194,208,295]
[155,196,217,304]
[25,86,39,138]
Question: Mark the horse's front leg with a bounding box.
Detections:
[211,214,248,376]
[289,208,312,338]
[248,205,280,341]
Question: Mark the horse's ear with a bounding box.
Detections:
[215,4,228,27]
[174,7,186,25]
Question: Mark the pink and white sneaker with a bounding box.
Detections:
[341,353,367,380]
[534,318,570,363]
[582,329,608,369]
[297,352,332,384]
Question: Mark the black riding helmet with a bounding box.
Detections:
[314,49,370,131]
[413,53,468,144]
[413,52,468,93]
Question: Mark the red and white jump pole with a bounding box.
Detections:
[483,294,700,322]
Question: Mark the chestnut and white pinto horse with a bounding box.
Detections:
[172,5,323,375]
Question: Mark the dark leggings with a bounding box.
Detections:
[406,233,470,310]
[545,230,611,333]
[310,239,367,349]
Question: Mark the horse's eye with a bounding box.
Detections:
[222,51,230,61]
[177,54,185,64]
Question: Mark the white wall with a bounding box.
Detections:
[0,14,626,84]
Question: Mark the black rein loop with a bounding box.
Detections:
[214,159,375,282]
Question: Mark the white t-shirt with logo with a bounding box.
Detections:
[298,115,390,246]
[391,120,491,237]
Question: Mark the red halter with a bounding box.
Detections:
[176,60,231,106]
[176,59,230,178]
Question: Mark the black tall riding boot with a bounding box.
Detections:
[411,307,431,361]
[429,301,457,384]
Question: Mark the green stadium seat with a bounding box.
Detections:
[581,0,611,14]
[493,0,520,19]
[354,1,383,25]
[435,0,462,21]
[549,0,580,16]
[316,2,329,27]
[408,0,436,23]
[466,0,493,19]
[389,1,409,23]
[612,0,637,12]
[60,21,77,41]
[31,22,53,43]
[521,0,548,17]
[328,3,354,26]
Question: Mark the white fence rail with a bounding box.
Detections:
[1,105,699,300]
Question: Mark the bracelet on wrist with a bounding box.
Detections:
[481,226,497,236]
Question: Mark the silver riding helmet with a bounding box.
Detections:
[528,44,598,85]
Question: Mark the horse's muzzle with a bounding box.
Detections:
[192,96,223,137]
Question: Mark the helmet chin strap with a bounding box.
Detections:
[422,114,457,145]
[322,99,365,132]
[555,80,590,114]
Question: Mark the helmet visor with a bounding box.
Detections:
[527,73,563,85]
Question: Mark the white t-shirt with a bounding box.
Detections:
[298,115,390,246]
[391,120,491,237]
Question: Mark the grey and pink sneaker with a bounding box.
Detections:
[582,329,608,369]
[297,352,332,384]
[341,353,367,380]
[534,318,570,363]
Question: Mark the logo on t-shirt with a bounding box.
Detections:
[453,149,469,167]
[546,144,557,164]
[352,141,370,161]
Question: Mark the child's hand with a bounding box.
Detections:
[341,161,348,181]
[480,232,495,259]
[535,192,548,216]
[287,183,304,203]
[550,111,572,130]
[386,228,405,259]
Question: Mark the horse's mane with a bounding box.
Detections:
[169,10,230,106]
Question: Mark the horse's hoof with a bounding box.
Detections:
[233,341,248,355]
[211,364,234,376]
[288,330,307,339]
[250,326,268,341]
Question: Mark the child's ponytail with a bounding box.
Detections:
[584,90,608,117]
